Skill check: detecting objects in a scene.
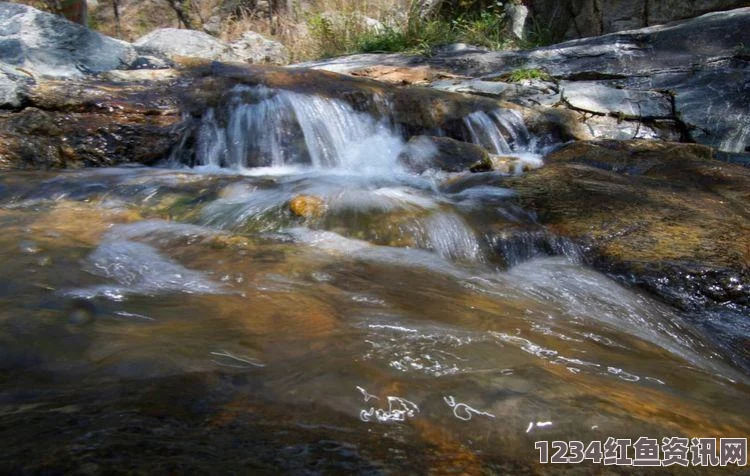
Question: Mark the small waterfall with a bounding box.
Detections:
[424,213,483,263]
[463,109,532,155]
[184,85,405,171]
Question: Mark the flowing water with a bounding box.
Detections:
[1,86,748,473]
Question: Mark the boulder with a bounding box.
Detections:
[503,140,750,313]
[0,2,137,78]
[581,115,679,142]
[398,136,489,173]
[134,28,242,63]
[229,31,289,66]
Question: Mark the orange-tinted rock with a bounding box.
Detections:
[289,195,326,218]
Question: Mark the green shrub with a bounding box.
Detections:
[306,0,519,58]
[503,68,552,82]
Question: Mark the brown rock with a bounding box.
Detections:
[504,139,750,312]
[470,155,520,174]
[289,195,326,218]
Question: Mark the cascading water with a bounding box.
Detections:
[171,85,552,265]
[184,85,406,171]
[463,109,532,154]
[180,85,543,174]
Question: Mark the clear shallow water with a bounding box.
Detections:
[0,166,748,473]
[0,87,748,473]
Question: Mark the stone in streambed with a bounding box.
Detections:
[289,195,326,218]
[470,155,522,174]
[67,298,96,326]
[398,136,489,173]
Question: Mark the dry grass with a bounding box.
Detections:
[13,0,526,62]
[216,0,411,61]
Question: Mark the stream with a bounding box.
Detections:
[0,85,748,473]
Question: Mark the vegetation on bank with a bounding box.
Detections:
[307,1,515,57]
[12,0,554,62]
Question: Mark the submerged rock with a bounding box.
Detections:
[289,195,326,219]
[470,155,522,174]
[398,136,489,173]
[67,298,96,326]
[504,140,750,312]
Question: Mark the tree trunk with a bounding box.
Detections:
[165,0,195,29]
[112,0,122,38]
[45,0,88,25]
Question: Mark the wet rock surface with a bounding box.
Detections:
[0,77,182,168]
[503,140,750,312]
[398,135,489,173]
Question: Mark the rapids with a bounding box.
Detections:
[0,85,748,473]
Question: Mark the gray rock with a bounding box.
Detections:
[560,81,673,118]
[296,52,422,74]
[134,28,242,63]
[0,63,32,108]
[203,15,223,37]
[128,55,173,70]
[432,43,489,55]
[431,78,560,107]
[300,7,749,151]
[413,0,444,19]
[427,8,750,152]
[229,31,289,65]
[582,115,671,141]
[0,2,137,78]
